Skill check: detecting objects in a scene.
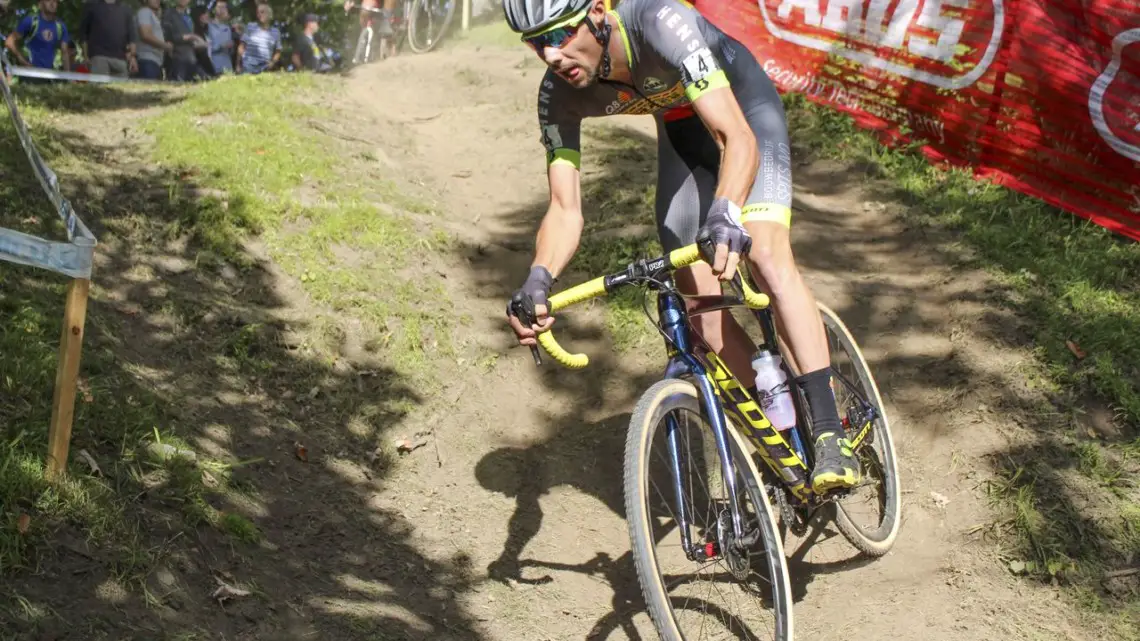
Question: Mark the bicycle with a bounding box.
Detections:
[347,0,456,65]
[511,237,902,640]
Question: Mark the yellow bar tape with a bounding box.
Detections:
[535,243,770,368]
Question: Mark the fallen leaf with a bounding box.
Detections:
[394,437,429,455]
[211,576,252,603]
[16,513,30,534]
[78,449,102,476]
[77,378,94,403]
[294,442,308,462]
[1065,339,1086,360]
[1008,560,1026,574]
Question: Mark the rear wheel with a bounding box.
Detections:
[624,378,793,641]
[816,303,902,556]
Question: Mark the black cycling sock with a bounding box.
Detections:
[795,368,844,440]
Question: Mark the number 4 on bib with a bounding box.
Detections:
[682,48,717,83]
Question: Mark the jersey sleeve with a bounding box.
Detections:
[537,72,583,170]
[16,16,33,38]
[637,0,730,102]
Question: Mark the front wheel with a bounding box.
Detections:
[406,0,456,53]
[624,378,793,641]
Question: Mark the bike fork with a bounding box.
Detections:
[658,286,748,561]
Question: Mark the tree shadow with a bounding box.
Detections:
[462,106,1140,634]
[0,84,488,640]
[464,122,901,637]
[10,81,185,114]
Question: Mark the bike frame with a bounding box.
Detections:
[522,245,880,559]
[650,267,836,558]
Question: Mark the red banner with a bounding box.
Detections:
[693,0,1140,241]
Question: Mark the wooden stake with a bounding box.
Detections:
[461,0,470,31]
[46,278,91,479]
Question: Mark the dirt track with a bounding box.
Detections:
[6,29,1109,641]
[327,37,1094,641]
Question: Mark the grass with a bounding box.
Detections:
[143,72,457,380]
[0,70,451,614]
[783,93,1140,430]
[561,122,664,352]
[780,92,1140,626]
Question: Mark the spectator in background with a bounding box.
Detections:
[79,0,138,78]
[206,0,234,75]
[291,14,329,72]
[237,3,281,75]
[5,0,72,82]
[163,0,207,81]
[135,0,172,80]
[192,6,217,76]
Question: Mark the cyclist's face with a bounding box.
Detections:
[535,18,604,89]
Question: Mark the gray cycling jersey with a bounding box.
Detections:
[536,0,795,245]
[537,0,770,169]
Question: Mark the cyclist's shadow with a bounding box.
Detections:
[476,406,878,638]
[475,410,658,639]
[476,408,794,639]
[476,411,632,586]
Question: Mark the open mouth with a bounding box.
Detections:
[559,67,582,82]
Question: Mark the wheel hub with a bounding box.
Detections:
[716,510,750,580]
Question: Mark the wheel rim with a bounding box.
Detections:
[819,306,901,545]
[409,0,453,51]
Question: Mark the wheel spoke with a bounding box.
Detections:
[625,379,791,640]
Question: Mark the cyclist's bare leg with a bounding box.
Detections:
[675,263,759,389]
[383,0,399,57]
[741,220,828,374]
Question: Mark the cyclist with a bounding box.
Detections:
[502,0,860,493]
[344,0,397,60]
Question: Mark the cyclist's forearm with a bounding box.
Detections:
[532,204,583,279]
[714,130,759,207]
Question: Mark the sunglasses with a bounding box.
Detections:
[521,9,589,54]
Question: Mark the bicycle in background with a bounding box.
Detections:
[344,0,456,65]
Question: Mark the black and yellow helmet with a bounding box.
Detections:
[501,0,594,34]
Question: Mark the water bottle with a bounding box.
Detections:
[751,350,797,431]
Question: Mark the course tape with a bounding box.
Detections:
[0,51,96,279]
[9,64,165,85]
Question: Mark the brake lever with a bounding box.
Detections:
[509,293,543,366]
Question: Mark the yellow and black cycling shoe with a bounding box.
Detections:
[811,431,861,494]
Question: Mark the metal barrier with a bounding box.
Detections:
[0,50,98,479]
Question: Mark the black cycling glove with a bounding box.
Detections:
[697,197,752,260]
[507,265,554,325]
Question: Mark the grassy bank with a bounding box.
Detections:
[782,92,1140,631]
[0,72,450,626]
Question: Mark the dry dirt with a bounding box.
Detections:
[7,30,1109,641]
[325,39,1095,641]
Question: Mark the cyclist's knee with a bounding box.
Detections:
[745,223,799,300]
[676,261,721,296]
